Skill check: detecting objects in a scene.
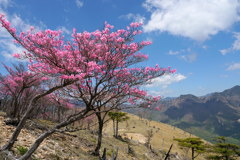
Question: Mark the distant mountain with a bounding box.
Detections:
[132,85,240,145]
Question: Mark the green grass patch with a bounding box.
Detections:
[17,146,28,155]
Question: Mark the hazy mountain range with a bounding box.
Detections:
[131,85,240,144]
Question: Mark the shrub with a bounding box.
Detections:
[17,146,28,155]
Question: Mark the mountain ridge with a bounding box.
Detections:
[134,85,240,145]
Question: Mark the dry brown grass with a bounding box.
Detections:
[103,113,210,160]
[1,111,233,160]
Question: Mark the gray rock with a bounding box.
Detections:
[0,150,16,160]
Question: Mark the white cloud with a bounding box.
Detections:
[148,89,173,97]
[0,2,45,61]
[202,45,208,49]
[11,14,32,31]
[227,62,240,70]
[0,0,11,8]
[0,14,34,60]
[0,14,33,40]
[146,73,186,88]
[180,53,197,63]
[76,0,84,8]
[143,0,240,41]
[57,26,71,35]
[220,32,240,55]
[220,74,229,78]
[232,33,240,50]
[119,13,145,23]
[167,48,198,63]
[0,0,10,34]
[220,49,230,55]
[146,74,186,97]
[168,50,180,55]
[0,25,11,38]
[0,39,25,61]
[0,13,27,60]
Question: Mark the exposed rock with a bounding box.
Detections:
[4,118,19,126]
[0,150,16,160]
[121,133,147,144]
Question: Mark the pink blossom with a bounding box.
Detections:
[41,77,49,81]
[13,53,20,58]
[130,22,142,28]
[170,69,177,73]
[0,15,176,115]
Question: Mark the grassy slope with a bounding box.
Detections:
[0,112,211,160]
[150,111,240,145]
[184,127,240,145]
[103,113,209,160]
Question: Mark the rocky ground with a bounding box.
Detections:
[0,112,210,160]
[0,113,98,160]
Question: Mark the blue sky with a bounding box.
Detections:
[0,0,240,97]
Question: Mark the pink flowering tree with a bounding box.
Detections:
[61,22,175,155]
[46,91,74,122]
[81,114,96,130]
[0,63,44,120]
[0,14,175,160]
[0,14,95,154]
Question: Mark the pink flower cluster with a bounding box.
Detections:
[0,14,177,109]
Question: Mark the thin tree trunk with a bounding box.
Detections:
[9,98,16,118]
[11,98,18,118]
[225,155,229,160]
[116,121,119,137]
[113,119,115,137]
[11,90,23,119]
[101,148,106,160]
[94,114,104,156]
[57,105,61,122]
[111,148,118,160]
[0,82,73,151]
[1,98,35,151]
[164,144,173,160]
[192,147,194,160]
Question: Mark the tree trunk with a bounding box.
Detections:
[57,105,61,122]
[225,155,229,160]
[11,91,23,120]
[164,144,173,160]
[1,98,35,151]
[101,148,106,160]
[0,82,74,151]
[94,114,104,156]
[112,119,115,137]
[111,148,118,160]
[19,129,55,160]
[18,109,89,160]
[116,120,119,138]
[192,147,194,160]
[11,98,18,119]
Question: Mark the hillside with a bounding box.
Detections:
[0,112,209,160]
[138,85,240,145]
